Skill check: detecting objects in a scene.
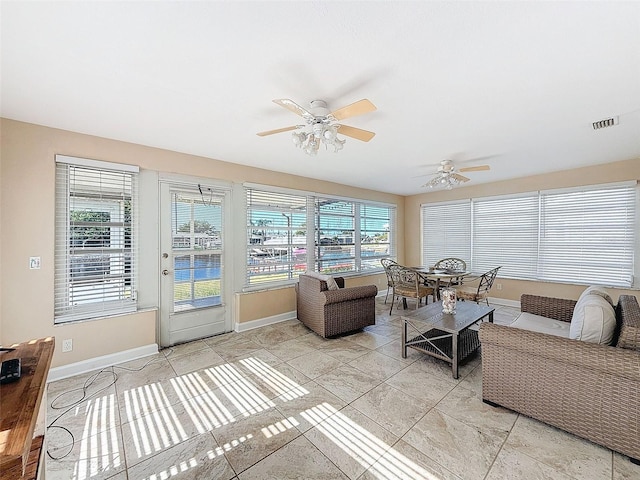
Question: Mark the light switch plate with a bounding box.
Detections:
[29,257,41,269]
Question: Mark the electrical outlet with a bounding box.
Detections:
[62,339,73,352]
[496,283,503,291]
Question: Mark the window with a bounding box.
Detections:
[538,184,636,286]
[360,203,394,272]
[171,189,223,311]
[55,156,139,322]
[246,188,309,286]
[315,198,356,274]
[421,182,637,288]
[421,201,471,268]
[472,194,539,278]
[246,185,395,287]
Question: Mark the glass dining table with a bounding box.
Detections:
[411,267,471,300]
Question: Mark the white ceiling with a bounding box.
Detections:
[2,1,639,195]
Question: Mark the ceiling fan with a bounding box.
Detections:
[257,98,376,155]
[421,159,490,190]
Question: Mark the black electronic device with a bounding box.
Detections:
[0,357,21,384]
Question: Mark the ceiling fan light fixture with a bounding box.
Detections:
[258,98,377,156]
[291,124,346,155]
[292,131,306,146]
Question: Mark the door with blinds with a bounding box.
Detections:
[159,182,231,347]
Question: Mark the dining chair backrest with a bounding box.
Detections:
[455,266,501,305]
[381,258,398,270]
[388,266,436,313]
[434,257,467,272]
[478,266,501,293]
[380,258,399,304]
[381,258,399,287]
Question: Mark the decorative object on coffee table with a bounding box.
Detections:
[441,288,456,314]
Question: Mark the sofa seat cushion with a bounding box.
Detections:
[510,312,571,338]
[569,290,616,345]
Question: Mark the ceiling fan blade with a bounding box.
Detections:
[256,126,298,137]
[451,173,471,183]
[335,124,376,142]
[330,99,377,121]
[459,165,490,173]
[272,99,313,118]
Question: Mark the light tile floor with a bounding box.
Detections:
[45,298,640,480]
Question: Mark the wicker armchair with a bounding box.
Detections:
[479,294,640,464]
[295,273,377,338]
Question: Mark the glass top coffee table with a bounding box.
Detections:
[401,301,494,378]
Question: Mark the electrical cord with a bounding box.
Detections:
[46,350,172,460]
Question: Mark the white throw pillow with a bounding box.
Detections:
[580,285,614,306]
[304,271,339,290]
[569,293,616,344]
[323,275,340,291]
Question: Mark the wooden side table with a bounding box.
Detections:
[0,337,55,480]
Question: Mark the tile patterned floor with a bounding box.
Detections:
[45,298,640,480]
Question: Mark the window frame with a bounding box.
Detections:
[421,181,638,288]
[54,155,139,323]
[244,184,396,290]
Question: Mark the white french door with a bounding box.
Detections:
[159,181,232,346]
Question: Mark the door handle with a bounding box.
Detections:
[162,269,171,276]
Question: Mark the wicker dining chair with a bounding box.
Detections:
[389,266,436,314]
[380,258,399,304]
[456,266,501,305]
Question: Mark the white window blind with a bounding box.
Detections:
[421,182,637,287]
[315,197,356,274]
[360,203,395,272]
[245,185,397,288]
[55,157,138,323]
[421,201,471,268]
[246,188,308,286]
[472,194,539,278]
[538,184,636,287]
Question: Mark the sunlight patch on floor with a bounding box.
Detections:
[240,356,309,400]
[73,394,122,480]
[302,402,443,480]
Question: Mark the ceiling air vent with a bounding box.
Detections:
[592,116,619,130]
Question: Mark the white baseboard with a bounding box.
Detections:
[235,310,298,333]
[47,343,159,383]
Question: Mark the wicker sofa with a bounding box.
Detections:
[295,273,377,338]
[479,294,640,463]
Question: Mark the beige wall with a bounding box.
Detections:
[3,116,636,368]
[0,118,404,367]
[405,158,640,302]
